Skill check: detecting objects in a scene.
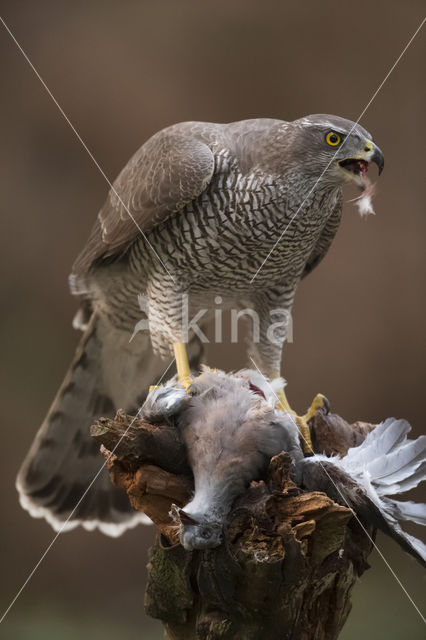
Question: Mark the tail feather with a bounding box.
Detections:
[369,504,426,566]
[366,436,426,483]
[399,530,426,563]
[376,460,426,496]
[17,313,204,535]
[342,418,411,474]
[354,489,426,566]
[17,315,142,535]
[382,498,426,526]
[300,417,426,566]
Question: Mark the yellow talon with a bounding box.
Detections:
[150,340,195,393]
[303,393,328,423]
[295,415,314,455]
[274,385,323,454]
[173,342,193,393]
[275,389,296,416]
[180,375,193,391]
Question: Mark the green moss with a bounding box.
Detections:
[145,541,194,624]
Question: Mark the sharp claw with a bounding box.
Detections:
[181,375,194,393]
[322,395,331,415]
[303,393,329,422]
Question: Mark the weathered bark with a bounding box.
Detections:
[91,408,376,640]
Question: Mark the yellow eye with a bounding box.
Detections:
[326,131,341,146]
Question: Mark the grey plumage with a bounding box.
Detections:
[143,371,426,561]
[142,386,188,423]
[18,115,384,533]
[142,368,302,550]
[70,115,382,369]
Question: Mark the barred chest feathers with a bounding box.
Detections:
[131,150,342,291]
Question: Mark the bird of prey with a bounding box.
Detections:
[17,115,384,535]
[144,368,426,562]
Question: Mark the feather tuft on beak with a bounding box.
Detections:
[349,179,376,217]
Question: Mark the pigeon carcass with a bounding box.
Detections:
[143,368,426,566]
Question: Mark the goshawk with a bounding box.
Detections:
[17,114,384,534]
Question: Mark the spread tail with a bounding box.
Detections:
[17,313,203,536]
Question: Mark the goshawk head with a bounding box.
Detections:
[290,113,384,189]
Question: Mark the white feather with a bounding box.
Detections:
[342,418,411,472]
[308,418,426,564]
[331,419,426,498]
[18,488,152,537]
[349,179,376,217]
[355,192,375,216]
[382,499,426,526]
[366,436,426,483]
[379,461,426,496]
[142,386,187,420]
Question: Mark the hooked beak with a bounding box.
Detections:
[371,143,384,175]
[338,140,384,186]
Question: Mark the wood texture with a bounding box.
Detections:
[91,407,376,639]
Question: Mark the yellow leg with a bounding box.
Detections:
[173,342,193,390]
[302,393,328,423]
[274,383,326,455]
[275,388,294,415]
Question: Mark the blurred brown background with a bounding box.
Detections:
[0,1,425,638]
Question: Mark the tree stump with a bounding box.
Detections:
[91,408,376,640]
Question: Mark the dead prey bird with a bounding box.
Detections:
[143,369,426,564]
[143,368,302,549]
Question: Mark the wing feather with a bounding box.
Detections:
[71,126,216,282]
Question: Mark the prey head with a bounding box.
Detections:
[176,507,223,551]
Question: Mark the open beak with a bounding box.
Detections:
[338,141,384,188]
